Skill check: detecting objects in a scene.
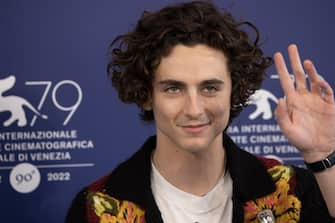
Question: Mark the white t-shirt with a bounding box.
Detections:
[151,162,233,223]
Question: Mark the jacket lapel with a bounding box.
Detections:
[223,133,276,223]
[103,136,163,222]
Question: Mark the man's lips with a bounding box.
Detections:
[178,122,211,133]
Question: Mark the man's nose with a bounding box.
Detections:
[183,91,204,118]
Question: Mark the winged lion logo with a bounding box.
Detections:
[0,75,47,127]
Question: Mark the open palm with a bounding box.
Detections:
[274,44,335,162]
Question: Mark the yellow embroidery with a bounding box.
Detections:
[89,192,145,223]
[244,165,301,223]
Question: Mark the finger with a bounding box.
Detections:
[303,59,320,94]
[288,44,307,91]
[274,52,295,97]
[318,79,335,104]
[275,98,292,133]
[304,60,334,104]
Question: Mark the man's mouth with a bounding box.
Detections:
[178,122,211,133]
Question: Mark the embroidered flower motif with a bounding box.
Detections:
[243,165,301,223]
[89,192,145,223]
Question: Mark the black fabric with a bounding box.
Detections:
[295,167,335,223]
[66,189,88,223]
[223,135,276,201]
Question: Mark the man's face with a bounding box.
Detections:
[149,44,232,153]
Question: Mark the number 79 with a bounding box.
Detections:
[25,80,83,126]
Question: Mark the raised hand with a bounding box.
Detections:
[274,44,335,162]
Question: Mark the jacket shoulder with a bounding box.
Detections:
[66,174,145,223]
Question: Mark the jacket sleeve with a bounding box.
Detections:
[294,167,335,223]
[65,188,88,223]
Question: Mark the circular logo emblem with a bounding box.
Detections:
[9,163,41,193]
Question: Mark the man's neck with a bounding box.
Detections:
[152,137,226,196]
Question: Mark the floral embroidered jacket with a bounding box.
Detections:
[66,135,334,223]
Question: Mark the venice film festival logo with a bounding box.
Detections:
[0,75,82,127]
[248,88,278,120]
[0,74,84,193]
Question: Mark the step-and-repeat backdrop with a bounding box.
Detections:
[1,0,334,222]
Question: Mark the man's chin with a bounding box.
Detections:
[178,141,210,154]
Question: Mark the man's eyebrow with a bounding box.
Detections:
[201,79,225,85]
[157,78,224,86]
[157,79,185,86]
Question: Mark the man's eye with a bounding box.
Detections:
[202,86,218,93]
[165,86,180,94]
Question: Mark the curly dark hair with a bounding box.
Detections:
[108,0,272,122]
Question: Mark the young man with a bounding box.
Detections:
[67,1,335,222]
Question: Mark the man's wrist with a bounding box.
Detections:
[304,150,335,173]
